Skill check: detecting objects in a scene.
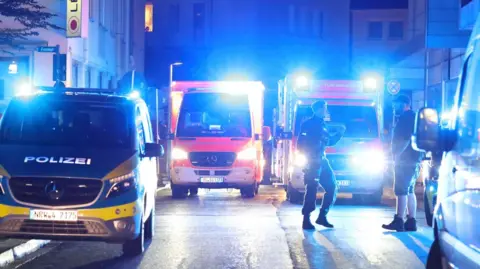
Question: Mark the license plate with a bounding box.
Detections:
[200,177,224,183]
[337,180,350,187]
[29,210,78,222]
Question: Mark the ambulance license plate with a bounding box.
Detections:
[337,180,350,187]
[30,210,78,222]
[200,177,224,183]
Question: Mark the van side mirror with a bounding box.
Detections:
[262,126,272,141]
[144,143,165,158]
[412,107,440,152]
[277,131,293,140]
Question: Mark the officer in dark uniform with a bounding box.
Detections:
[297,100,345,229]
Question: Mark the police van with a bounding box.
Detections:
[0,86,163,256]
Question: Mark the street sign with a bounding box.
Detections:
[387,80,401,95]
[37,46,58,53]
[53,54,67,82]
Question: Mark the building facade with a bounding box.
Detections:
[392,0,472,114]
[144,0,351,87]
[0,0,146,111]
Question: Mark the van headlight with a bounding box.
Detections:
[350,150,385,173]
[294,152,308,167]
[237,147,257,160]
[172,148,188,160]
[107,171,137,198]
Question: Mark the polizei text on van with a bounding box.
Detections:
[24,157,92,165]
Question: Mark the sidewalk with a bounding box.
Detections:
[0,238,50,267]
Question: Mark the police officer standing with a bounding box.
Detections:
[297,100,345,230]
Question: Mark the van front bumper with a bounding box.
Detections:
[171,166,256,188]
[0,201,142,243]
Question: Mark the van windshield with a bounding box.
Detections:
[294,105,379,138]
[0,98,133,148]
[176,92,252,137]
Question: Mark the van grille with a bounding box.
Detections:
[189,152,236,167]
[9,177,103,207]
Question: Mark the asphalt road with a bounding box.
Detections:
[5,186,433,269]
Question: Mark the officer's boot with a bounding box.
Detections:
[302,215,315,230]
[382,214,405,232]
[404,216,417,231]
[315,211,334,228]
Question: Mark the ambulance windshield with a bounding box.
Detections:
[177,92,252,137]
[294,105,378,138]
[0,98,132,148]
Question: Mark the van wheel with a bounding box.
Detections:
[171,184,188,199]
[241,183,256,198]
[145,203,155,240]
[189,187,199,196]
[427,238,445,269]
[424,191,433,227]
[122,214,145,256]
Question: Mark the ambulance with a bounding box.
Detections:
[274,78,386,204]
[167,81,269,198]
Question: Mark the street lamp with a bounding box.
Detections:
[295,75,309,88]
[8,61,18,74]
[169,62,183,88]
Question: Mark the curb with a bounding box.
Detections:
[0,239,50,267]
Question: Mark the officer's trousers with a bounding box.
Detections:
[301,157,338,216]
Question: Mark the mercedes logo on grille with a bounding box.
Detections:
[44,181,64,200]
[206,155,218,164]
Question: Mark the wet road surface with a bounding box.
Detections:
[5,186,433,269]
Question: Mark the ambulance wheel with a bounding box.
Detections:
[189,187,199,196]
[241,183,257,198]
[122,214,145,256]
[171,184,188,199]
[287,185,303,204]
[368,188,383,205]
[145,203,155,240]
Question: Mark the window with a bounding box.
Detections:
[98,71,103,88]
[288,5,295,33]
[0,99,132,149]
[169,4,179,35]
[72,63,79,87]
[368,22,383,39]
[294,105,378,138]
[89,0,94,20]
[136,108,146,154]
[99,0,105,26]
[313,10,323,37]
[193,3,205,30]
[145,3,153,32]
[0,79,4,100]
[461,0,473,7]
[177,93,252,138]
[388,21,404,39]
[86,68,91,88]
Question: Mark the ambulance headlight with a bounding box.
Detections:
[237,147,257,160]
[350,150,385,173]
[172,148,188,160]
[107,171,137,198]
[294,152,308,167]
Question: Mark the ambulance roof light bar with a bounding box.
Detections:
[172,81,265,93]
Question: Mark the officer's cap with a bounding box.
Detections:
[392,94,411,105]
[311,100,327,111]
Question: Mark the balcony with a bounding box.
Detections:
[460,0,480,30]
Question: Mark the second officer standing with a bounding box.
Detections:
[297,100,346,229]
